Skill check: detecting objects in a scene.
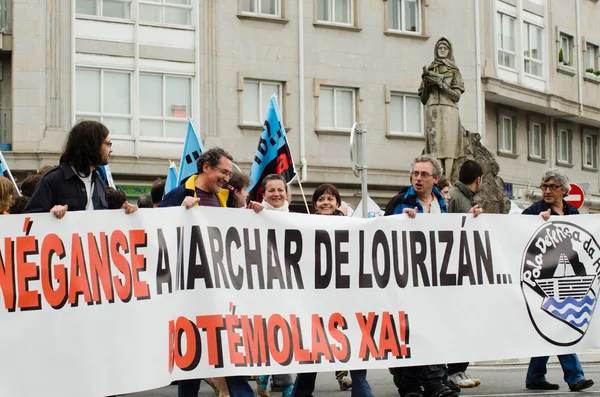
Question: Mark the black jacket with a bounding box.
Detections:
[522,199,579,216]
[24,163,108,213]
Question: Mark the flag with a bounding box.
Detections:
[164,161,179,196]
[178,119,205,186]
[351,195,384,218]
[247,95,296,202]
[97,165,116,188]
[0,150,20,194]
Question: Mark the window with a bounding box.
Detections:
[242,0,280,16]
[586,43,598,71]
[556,128,573,165]
[140,0,192,26]
[242,80,283,125]
[559,34,572,65]
[523,23,543,77]
[139,73,192,139]
[76,0,132,19]
[389,93,423,135]
[497,13,516,69]
[498,114,516,154]
[583,130,598,169]
[528,121,546,160]
[317,0,352,25]
[76,68,132,136]
[387,0,420,33]
[318,86,355,131]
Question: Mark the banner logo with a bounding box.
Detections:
[521,221,600,346]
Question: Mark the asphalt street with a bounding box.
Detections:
[123,364,600,397]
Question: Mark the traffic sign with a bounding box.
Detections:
[566,183,585,209]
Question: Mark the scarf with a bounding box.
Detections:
[261,200,289,212]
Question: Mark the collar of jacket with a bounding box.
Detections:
[455,180,475,200]
[537,199,578,215]
[184,174,228,208]
[403,185,446,208]
[60,163,98,182]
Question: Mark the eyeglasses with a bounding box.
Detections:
[103,141,113,148]
[412,171,432,179]
[540,184,562,191]
[214,166,232,178]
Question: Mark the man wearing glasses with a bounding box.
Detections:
[522,169,594,392]
[384,154,459,397]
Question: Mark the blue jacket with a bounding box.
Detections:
[522,199,579,216]
[158,174,228,208]
[388,185,447,215]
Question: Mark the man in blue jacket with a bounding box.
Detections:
[385,155,457,397]
[522,169,594,392]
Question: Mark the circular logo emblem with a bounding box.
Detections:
[521,221,600,346]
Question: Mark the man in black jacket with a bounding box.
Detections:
[25,120,136,217]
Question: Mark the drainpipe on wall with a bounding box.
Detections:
[133,0,140,158]
[576,0,583,116]
[474,0,484,142]
[70,0,75,126]
[298,0,307,182]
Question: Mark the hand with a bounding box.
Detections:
[541,209,551,221]
[469,205,483,218]
[181,196,200,210]
[50,204,68,219]
[248,201,265,214]
[338,205,349,216]
[402,207,418,219]
[122,201,138,214]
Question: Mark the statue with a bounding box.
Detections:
[419,37,465,176]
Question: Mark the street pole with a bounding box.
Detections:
[350,122,368,218]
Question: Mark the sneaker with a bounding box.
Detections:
[338,375,353,391]
[463,373,480,387]
[444,379,461,394]
[257,375,270,397]
[449,372,476,388]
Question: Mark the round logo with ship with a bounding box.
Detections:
[521,221,600,346]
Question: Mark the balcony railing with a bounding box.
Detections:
[0,108,11,151]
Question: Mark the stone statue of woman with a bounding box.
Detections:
[419,37,465,176]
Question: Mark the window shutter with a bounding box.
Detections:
[568,130,574,164]
[511,116,518,153]
[541,123,547,159]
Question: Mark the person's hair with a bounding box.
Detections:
[541,169,570,194]
[20,174,42,197]
[437,176,451,191]
[411,154,444,179]
[0,176,16,212]
[137,193,154,208]
[37,165,54,175]
[225,172,250,208]
[458,160,483,185]
[151,178,166,204]
[105,187,127,210]
[60,120,110,176]
[261,174,287,194]
[312,184,341,208]
[196,147,233,175]
[8,195,30,214]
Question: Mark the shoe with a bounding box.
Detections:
[400,389,424,397]
[257,375,270,397]
[424,382,459,397]
[449,372,476,388]
[204,379,219,397]
[444,379,461,394]
[338,375,353,391]
[281,384,294,397]
[569,378,594,391]
[463,373,480,387]
[526,380,559,390]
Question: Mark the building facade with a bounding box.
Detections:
[3,0,600,211]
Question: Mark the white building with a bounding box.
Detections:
[3,0,600,211]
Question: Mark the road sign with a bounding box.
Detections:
[566,183,585,209]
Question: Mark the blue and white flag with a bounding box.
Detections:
[247,95,296,202]
[178,119,205,186]
[97,165,116,188]
[164,161,179,196]
[0,150,20,195]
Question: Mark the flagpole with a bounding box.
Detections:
[295,178,311,214]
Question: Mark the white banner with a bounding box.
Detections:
[1,208,599,397]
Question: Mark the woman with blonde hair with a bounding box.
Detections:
[0,176,16,214]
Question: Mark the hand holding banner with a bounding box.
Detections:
[247,95,296,202]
